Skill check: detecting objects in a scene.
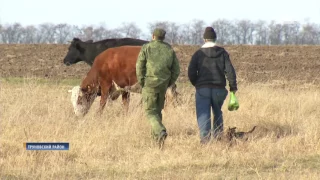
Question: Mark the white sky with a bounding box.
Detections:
[0,0,319,33]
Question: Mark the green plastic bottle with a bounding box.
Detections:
[228,91,239,111]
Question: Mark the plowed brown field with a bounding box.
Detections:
[1,44,320,84]
[2,44,320,179]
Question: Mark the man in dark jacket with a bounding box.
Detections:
[188,26,238,144]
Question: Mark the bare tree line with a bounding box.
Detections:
[0,19,319,45]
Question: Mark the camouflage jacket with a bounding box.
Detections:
[136,40,180,90]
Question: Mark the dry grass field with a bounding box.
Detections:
[1,44,320,179]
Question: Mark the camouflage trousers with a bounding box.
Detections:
[142,87,167,140]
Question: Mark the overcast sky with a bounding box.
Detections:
[0,0,319,33]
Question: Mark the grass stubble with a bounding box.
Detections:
[1,78,320,180]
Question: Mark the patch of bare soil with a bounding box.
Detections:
[1,44,320,84]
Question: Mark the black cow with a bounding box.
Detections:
[63,37,149,66]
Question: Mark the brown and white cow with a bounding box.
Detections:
[69,45,179,117]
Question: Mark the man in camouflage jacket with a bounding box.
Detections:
[136,28,180,147]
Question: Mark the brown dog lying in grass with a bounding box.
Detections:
[199,126,257,145]
[226,126,257,142]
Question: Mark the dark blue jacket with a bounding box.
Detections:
[188,45,237,91]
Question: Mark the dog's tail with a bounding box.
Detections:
[248,126,257,133]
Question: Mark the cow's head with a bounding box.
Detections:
[63,38,93,66]
[68,85,97,117]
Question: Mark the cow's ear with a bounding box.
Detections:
[87,85,92,93]
[80,86,87,93]
[73,37,81,42]
[75,43,85,52]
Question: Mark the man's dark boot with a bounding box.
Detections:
[158,130,167,150]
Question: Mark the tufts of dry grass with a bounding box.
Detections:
[1,79,320,179]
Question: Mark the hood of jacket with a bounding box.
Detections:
[200,42,225,58]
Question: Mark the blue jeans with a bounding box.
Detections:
[195,88,228,139]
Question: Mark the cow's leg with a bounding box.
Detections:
[98,82,111,115]
[122,92,130,114]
